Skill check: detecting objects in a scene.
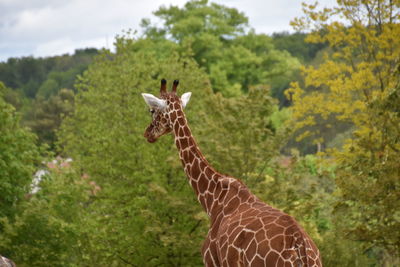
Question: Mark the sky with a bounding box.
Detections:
[0,0,338,62]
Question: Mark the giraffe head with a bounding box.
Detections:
[142,79,191,143]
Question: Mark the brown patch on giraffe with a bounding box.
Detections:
[241,231,255,251]
[265,251,280,266]
[261,215,277,225]
[178,127,184,137]
[245,239,257,262]
[221,187,235,204]
[276,256,285,266]
[238,188,250,202]
[218,189,229,204]
[276,215,295,227]
[188,137,195,147]
[178,117,185,126]
[282,248,298,261]
[226,246,240,266]
[182,150,190,163]
[206,192,213,209]
[183,126,190,136]
[224,196,240,214]
[251,255,265,267]
[208,178,216,192]
[188,151,195,164]
[190,159,201,180]
[198,174,208,193]
[220,235,229,252]
[245,208,260,218]
[255,229,266,243]
[170,111,177,122]
[240,216,256,226]
[227,218,240,229]
[266,226,285,239]
[270,235,285,252]
[228,226,244,244]
[173,121,179,133]
[205,166,213,178]
[257,239,269,255]
[180,137,189,149]
[215,179,229,199]
[204,250,213,266]
[247,218,263,232]
[199,160,207,170]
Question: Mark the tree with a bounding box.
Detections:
[142,0,300,97]
[0,159,98,267]
[58,38,213,265]
[24,88,75,148]
[0,82,40,220]
[198,85,280,183]
[271,31,327,64]
[288,0,400,262]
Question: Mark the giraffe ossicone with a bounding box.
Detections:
[142,79,322,266]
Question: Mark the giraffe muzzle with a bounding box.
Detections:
[144,131,157,143]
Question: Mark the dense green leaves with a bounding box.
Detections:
[142,0,300,98]
[198,85,279,181]
[289,0,400,263]
[0,49,98,148]
[0,82,40,219]
[57,47,212,266]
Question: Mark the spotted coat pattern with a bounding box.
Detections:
[143,80,322,267]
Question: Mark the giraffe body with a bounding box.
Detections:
[142,80,322,266]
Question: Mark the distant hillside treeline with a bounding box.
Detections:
[0,33,324,149]
[0,48,98,99]
[0,48,99,148]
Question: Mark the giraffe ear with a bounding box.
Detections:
[181,92,192,108]
[141,93,167,110]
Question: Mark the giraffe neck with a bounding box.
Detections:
[170,105,217,215]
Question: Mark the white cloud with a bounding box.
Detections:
[0,0,337,61]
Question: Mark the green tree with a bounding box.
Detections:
[58,39,212,265]
[142,0,300,97]
[0,82,40,220]
[272,31,327,63]
[24,88,75,148]
[0,160,97,267]
[288,0,400,262]
[57,30,290,265]
[198,85,280,183]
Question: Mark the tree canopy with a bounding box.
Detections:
[288,0,400,261]
[142,0,300,98]
[0,82,40,219]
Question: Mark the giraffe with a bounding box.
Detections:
[141,79,322,267]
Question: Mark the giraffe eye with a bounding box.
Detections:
[149,109,155,114]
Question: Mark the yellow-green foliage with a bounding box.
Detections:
[288,0,400,145]
[288,0,400,262]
